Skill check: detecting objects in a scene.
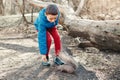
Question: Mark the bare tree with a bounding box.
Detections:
[15,0,28,24]
[75,0,87,16]
[0,0,4,15]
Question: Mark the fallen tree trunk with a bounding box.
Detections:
[68,20,120,51]
[28,0,120,52]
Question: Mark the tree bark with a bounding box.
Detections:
[68,20,120,51]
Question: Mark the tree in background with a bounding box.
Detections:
[0,0,4,15]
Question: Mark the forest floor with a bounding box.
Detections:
[0,25,120,80]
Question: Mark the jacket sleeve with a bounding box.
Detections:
[38,24,47,55]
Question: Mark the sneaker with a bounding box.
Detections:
[54,57,64,65]
[42,61,50,66]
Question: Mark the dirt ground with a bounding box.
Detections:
[0,26,120,80]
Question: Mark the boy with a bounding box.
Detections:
[34,4,64,66]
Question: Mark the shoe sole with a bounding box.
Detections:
[42,62,50,66]
[54,61,64,65]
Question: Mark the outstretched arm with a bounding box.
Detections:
[38,25,47,55]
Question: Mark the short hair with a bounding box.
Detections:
[46,4,58,15]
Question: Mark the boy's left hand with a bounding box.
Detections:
[41,55,47,62]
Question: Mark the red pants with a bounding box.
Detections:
[46,27,61,56]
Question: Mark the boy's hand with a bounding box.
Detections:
[41,55,47,62]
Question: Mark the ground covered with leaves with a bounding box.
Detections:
[0,25,120,80]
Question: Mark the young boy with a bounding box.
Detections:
[34,4,64,66]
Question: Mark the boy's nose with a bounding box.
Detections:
[52,20,55,22]
[50,19,55,22]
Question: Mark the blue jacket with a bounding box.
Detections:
[34,8,59,55]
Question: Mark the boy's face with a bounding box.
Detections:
[46,14,58,23]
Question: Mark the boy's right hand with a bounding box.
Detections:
[41,55,47,62]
